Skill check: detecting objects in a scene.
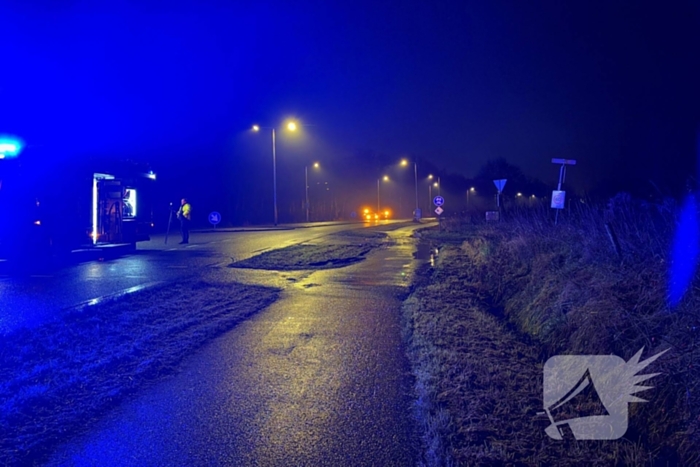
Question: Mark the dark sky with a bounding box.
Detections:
[2,0,699,197]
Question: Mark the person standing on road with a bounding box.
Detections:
[176,198,192,244]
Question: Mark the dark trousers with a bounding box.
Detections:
[180,218,190,243]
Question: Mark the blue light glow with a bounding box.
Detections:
[0,136,24,158]
[668,194,699,308]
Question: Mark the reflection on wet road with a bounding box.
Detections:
[47,226,427,466]
[0,222,404,335]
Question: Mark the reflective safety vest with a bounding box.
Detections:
[178,203,192,221]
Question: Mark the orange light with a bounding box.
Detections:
[363,208,369,214]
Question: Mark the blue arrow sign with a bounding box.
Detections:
[208,211,221,225]
[433,196,445,207]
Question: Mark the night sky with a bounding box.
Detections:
[2,0,699,223]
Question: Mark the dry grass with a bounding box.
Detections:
[0,280,279,465]
[404,195,700,465]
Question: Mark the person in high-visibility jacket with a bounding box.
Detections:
[176,198,192,244]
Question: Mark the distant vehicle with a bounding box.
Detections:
[361,208,391,221]
[0,145,156,268]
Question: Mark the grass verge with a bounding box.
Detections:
[403,197,700,465]
[0,280,279,465]
[230,231,389,270]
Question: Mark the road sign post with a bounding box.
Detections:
[493,179,507,216]
[208,211,222,229]
[433,196,445,228]
[551,159,576,224]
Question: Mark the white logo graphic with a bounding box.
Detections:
[543,347,667,440]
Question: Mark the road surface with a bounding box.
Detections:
[3,220,434,465]
[0,220,407,335]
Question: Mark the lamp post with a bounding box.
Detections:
[305,162,319,222]
[377,175,389,213]
[252,121,298,226]
[427,175,434,213]
[401,159,420,220]
[467,187,475,206]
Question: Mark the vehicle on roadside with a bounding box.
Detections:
[0,142,156,269]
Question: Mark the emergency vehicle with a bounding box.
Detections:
[0,140,155,268]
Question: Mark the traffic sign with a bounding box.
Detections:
[433,196,445,206]
[435,206,444,215]
[486,211,499,221]
[551,190,566,209]
[208,211,222,225]
[493,179,507,193]
[552,158,577,165]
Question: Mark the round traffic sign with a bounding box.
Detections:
[433,196,445,207]
[208,211,222,225]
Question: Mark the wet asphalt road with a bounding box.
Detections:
[42,224,427,466]
[0,221,406,335]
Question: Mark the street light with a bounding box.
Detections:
[378,176,389,213]
[467,187,475,206]
[427,176,435,212]
[252,120,299,226]
[399,158,419,221]
[305,162,320,222]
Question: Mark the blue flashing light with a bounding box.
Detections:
[668,194,699,308]
[0,136,24,159]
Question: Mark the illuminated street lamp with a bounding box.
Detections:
[252,120,299,226]
[400,158,420,221]
[428,175,433,211]
[305,162,320,222]
[378,175,389,213]
[467,186,475,205]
